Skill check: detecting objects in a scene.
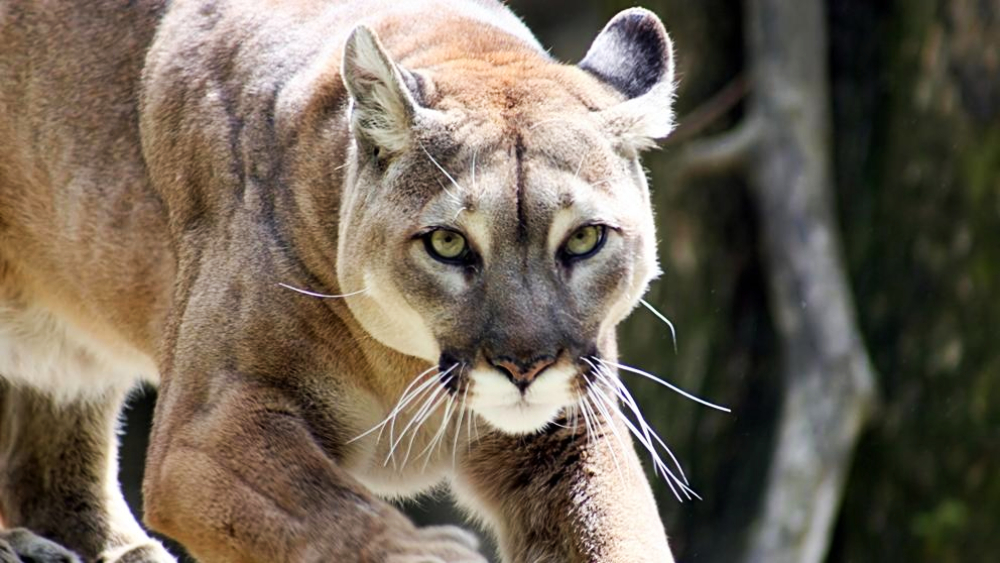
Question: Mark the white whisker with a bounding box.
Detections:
[278,282,368,300]
[384,382,439,468]
[471,149,478,192]
[595,382,686,499]
[639,298,678,353]
[420,143,464,203]
[592,362,690,486]
[383,367,445,447]
[399,377,452,469]
[591,363,662,480]
[434,178,460,202]
[577,394,595,450]
[589,361,699,501]
[454,379,470,466]
[573,151,588,180]
[384,365,457,467]
[585,358,657,479]
[597,358,731,413]
[613,381,690,485]
[420,392,457,470]
[621,413,691,501]
[580,396,606,464]
[586,360,654,460]
[586,387,628,483]
[348,365,438,444]
[471,397,481,444]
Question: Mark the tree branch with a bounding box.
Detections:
[666,114,762,181]
[665,73,749,146]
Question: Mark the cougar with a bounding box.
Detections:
[0,0,683,561]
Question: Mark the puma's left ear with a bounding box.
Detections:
[342,26,421,155]
[580,8,677,149]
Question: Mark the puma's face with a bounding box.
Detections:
[342,125,660,434]
[337,10,675,434]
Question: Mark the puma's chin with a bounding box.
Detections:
[468,364,578,434]
[475,402,565,435]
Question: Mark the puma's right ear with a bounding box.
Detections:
[342,26,420,155]
[580,8,677,149]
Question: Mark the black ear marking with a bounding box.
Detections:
[579,8,673,99]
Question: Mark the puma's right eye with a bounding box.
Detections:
[424,229,470,264]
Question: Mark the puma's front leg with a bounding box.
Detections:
[0,381,174,563]
[142,380,484,563]
[454,415,674,563]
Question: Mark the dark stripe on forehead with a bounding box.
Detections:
[514,135,528,242]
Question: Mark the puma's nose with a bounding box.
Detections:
[490,355,557,392]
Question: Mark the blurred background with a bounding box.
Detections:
[119,0,1000,561]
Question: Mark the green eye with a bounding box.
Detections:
[563,225,606,258]
[426,229,469,262]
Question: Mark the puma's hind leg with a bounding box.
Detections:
[0,381,174,563]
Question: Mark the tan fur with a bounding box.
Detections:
[1,1,677,561]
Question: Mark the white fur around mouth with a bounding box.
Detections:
[468,365,577,435]
[475,401,566,434]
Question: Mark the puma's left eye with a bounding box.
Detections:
[562,225,606,259]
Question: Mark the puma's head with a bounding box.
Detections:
[337,9,675,434]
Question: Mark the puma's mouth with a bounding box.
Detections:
[465,363,577,435]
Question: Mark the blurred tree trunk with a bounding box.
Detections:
[737,0,877,561]
[653,0,878,560]
[615,0,881,560]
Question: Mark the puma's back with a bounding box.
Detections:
[0,0,172,401]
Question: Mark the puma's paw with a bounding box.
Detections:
[383,525,487,563]
[97,541,176,563]
[0,528,82,563]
